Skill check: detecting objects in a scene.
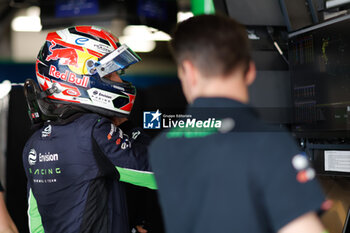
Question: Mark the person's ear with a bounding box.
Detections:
[181,60,198,88]
[177,60,199,103]
[245,61,256,86]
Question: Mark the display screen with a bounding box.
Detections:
[55,0,99,18]
[289,15,350,136]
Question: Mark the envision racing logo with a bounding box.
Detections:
[28,149,59,166]
[28,149,61,184]
[28,149,37,166]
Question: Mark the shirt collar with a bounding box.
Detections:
[187,97,258,120]
[191,97,250,108]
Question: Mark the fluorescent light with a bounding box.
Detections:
[0,80,12,99]
[123,25,171,41]
[150,30,171,41]
[326,0,350,8]
[119,36,156,53]
[120,25,170,52]
[12,16,42,32]
[177,12,194,22]
[11,6,42,32]
[247,30,260,40]
[26,6,41,17]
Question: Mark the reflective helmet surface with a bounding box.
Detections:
[36,25,140,117]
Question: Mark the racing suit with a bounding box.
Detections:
[23,113,156,233]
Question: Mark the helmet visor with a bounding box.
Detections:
[95,44,141,77]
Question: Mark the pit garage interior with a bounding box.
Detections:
[1,0,350,232]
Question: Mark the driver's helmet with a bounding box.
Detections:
[35,25,141,117]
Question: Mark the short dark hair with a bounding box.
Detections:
[170,14,251,77]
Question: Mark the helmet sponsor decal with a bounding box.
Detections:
[49,65,89,88]
[46,41,79,67]
[93,43,113,53]
[62,88,80,97]
[75,37,89,45]
[88,88,119,107]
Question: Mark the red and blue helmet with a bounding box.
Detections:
[36,25,141,117]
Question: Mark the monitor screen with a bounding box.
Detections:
[40,0,126,30]
[55,0,99,18]
[127,0,177,34]
[289,14,350,137]
[213,0,286,26]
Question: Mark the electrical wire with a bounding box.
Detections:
[266,26,289,66]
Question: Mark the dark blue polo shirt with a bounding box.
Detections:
[150,97,325,233]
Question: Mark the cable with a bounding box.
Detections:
[266,26,289,66]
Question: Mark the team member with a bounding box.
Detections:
[0,182,18,233]
[149,15,328,233]
[22,26,156,233]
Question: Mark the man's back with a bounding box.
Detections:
[150,97,325,233]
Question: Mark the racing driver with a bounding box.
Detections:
[22,26,156,233]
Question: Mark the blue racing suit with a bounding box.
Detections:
[22,113,156,233]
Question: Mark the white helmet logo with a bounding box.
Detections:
[28,149,37,166]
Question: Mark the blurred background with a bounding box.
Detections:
[2,0,350,232]
[0,1,206,232]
